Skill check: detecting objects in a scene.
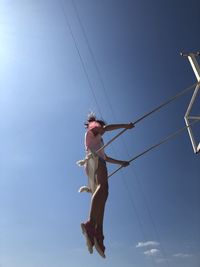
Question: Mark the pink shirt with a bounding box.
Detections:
[85,130,106,160]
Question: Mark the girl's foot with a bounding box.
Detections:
[81,221,95,254]
[94,227,106,258]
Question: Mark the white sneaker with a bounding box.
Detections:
[197,143,200,153]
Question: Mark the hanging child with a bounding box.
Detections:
[80,113,134,258]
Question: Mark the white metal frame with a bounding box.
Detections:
[181,52,200,153]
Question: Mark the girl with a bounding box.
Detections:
[81,114,134,258]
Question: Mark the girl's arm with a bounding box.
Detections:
[105,155,129,167]
[104,122,134,132]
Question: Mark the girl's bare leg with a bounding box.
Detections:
[89,160,108,228]
[81,160,108,256]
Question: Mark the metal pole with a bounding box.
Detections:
[181,52,200,153]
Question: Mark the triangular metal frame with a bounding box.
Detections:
[181,52,200,153]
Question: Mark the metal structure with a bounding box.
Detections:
[181,52,200,153]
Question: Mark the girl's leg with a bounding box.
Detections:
[89,160,108,225]
[82,159,108,257]
[89,160,108,257]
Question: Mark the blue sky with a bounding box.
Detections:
[0,0,200,266]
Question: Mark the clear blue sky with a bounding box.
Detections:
[0,0,200,267]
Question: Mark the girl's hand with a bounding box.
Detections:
[125,122,134,129]
[121,161,130,167]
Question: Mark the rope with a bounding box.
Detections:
[68,5,194,265]
[61,0,198,158]
[96,128,127,153]
[69,4,167,265]
[70,0,115,116]
[133,82,199,125]
[59,0,103,117]
[108,119,200,178]
[77,82,199,166]
[95,82,199,154]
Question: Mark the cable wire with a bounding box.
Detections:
[96,81,199,154]
[108,119,200,178]
[69,3,175,265]
[59,0,103,117]
[62,3,199,265]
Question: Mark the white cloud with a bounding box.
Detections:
[136,241,160,248]
[173,253,193,258]
[144,249,160,256]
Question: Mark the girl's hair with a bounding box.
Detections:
[84,112,106,128]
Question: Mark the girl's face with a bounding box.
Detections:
[92,125,104,136]
[88,121,105,135]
